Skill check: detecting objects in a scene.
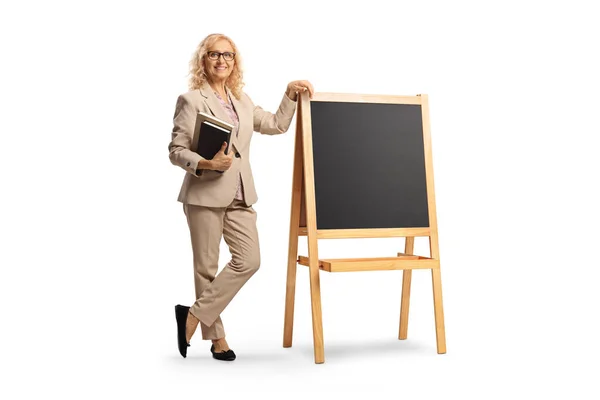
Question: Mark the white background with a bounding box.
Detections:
[1,0,599,398]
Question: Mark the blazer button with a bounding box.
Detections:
[235,152,240,158]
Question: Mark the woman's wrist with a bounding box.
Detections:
[286,89,297,101]
[197,159,213,170]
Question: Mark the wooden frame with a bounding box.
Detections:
[283,92,446,364]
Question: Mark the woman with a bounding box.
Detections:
[169,33,314,361]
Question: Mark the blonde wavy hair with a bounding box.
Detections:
[188,33,245,99]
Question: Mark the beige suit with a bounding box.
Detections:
[169,82,297,339]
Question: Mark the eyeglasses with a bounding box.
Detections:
[207,51,236,61]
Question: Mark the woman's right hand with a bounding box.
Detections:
[210,142,233,171]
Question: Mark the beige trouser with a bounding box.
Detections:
[183,198,260,340]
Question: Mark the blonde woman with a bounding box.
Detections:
[169,33,314,361]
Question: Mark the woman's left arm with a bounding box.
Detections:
[252,80,314,135]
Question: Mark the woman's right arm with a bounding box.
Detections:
[168,94,212,176]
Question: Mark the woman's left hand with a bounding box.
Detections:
[286,80,314,101]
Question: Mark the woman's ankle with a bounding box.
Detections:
[185,312,199,343]
[211,337,229,351]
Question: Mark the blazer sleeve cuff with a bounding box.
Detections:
[186,152,204,176]
[275,93,297,132]
[280,92,297,112]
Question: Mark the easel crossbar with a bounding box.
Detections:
[297,255,439,272]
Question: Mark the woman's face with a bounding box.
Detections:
[204,38,235,84]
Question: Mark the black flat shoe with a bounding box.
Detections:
[175,305,191,358]
[210,344,236,361]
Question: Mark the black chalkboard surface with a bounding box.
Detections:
[310,101,429,230]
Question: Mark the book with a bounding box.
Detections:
[191,112,235,173]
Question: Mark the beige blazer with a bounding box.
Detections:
[169,82,297,207]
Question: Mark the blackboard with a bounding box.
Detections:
[286,93,447,363]
[309,101,429,230]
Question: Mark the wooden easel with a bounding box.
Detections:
[282,92,446,364]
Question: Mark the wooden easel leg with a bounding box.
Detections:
[283,229,299,348]
[306,177,324,363]
[431,268,446,354]
[283,100,305,349]
[399,237,415,339]
[308,259,324,363]
[296,92,325,364]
